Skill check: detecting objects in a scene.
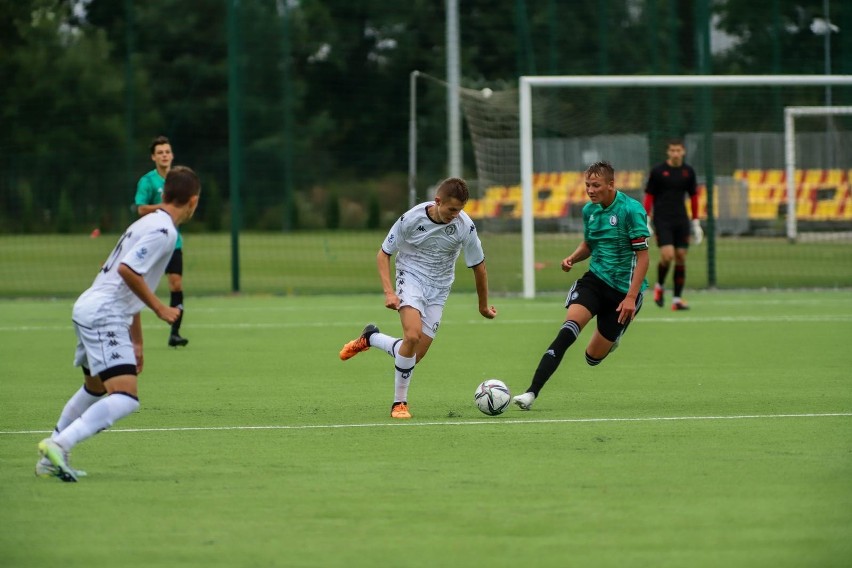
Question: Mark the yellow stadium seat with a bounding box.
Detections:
[746,169,765,185]
[485,186,507,201]
[748,202,777,220]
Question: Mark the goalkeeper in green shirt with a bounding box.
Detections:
[513,161,650,410]
[134,136,189,348]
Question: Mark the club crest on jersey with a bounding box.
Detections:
[609,215,618,226]
[444,225,456,236]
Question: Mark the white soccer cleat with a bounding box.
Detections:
[37,438,79,482]
[35,456,87,479]
[513,392,536,411]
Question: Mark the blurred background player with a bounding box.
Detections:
[338,177,497,419]
[643,139,703,311]
[135,136,190,346]
[37,166,201,482]
[513,161,649,411]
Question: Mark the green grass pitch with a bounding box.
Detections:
[1,291,851,567]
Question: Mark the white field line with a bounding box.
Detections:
[2,412,850,436]
[1,314,851,333]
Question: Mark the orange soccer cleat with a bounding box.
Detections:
[390,402,411,419]
[339,324,379,360]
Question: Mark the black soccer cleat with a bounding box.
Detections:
[168,334,189,348]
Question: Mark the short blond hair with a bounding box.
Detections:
[584,161,615,183]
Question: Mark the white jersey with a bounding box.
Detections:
[73,209,178,327]
[381,202,485,289]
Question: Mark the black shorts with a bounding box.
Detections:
[653,216,690,248]
[165,248,183,275]
[564,272,643,342]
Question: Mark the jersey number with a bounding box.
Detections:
[101,231,132,274]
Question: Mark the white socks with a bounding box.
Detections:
[393,353,416,403]
[53,386,103,435]
[54,393,140,451]
[369,332,401,357]
[365,333,417,403]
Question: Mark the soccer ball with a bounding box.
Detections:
[474,379,511,416]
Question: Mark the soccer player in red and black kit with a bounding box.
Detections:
[643,140,703,310]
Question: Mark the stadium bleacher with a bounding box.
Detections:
[467,169,852,222]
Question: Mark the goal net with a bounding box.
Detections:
[459,76,852,297]
[784,105,852,241]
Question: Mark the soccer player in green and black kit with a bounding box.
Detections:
[134,136,189,347]
[513,161,650,410]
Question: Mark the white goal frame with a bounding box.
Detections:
[519,75,852,298]
[784,105,852,242]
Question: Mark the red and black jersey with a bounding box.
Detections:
[644,162,697,221]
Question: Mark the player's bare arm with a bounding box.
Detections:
[376,249,399,310]
[472,262,497,319]
[136,204,160,217]
[130,312,144,374]
[616,248,650,324]
[118,263,180,324]
[562,241,591,272]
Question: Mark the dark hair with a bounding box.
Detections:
[162,166,201,205]
[666,138,685,148]
[436,177,469,204]
[149,136,171,155]
[584,161,615,183]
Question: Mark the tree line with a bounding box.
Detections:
[0,0,848,233]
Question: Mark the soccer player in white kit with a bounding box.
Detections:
[339,177,497,419]
[36,166,201,482]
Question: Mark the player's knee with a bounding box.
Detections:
[402,329,422,347]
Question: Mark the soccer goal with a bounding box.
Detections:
[784,105,852,242]
[500,75,852,298]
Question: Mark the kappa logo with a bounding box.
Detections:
[545,349,556,358]
[444,225,456,236]
[589,214,595,222]
[108,339,119,347]
[136,247,148,260]
[416,225,426,232]
[158,228,169,235]
[109,352,122,360]
[469,225,476,233]
[387,233,396,245]
[609,215,618,226]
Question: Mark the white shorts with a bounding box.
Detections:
[396,272,450,338]
[73,321,137,379]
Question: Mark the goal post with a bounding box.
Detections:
[518,75,852,298]
[784,106,852,242]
